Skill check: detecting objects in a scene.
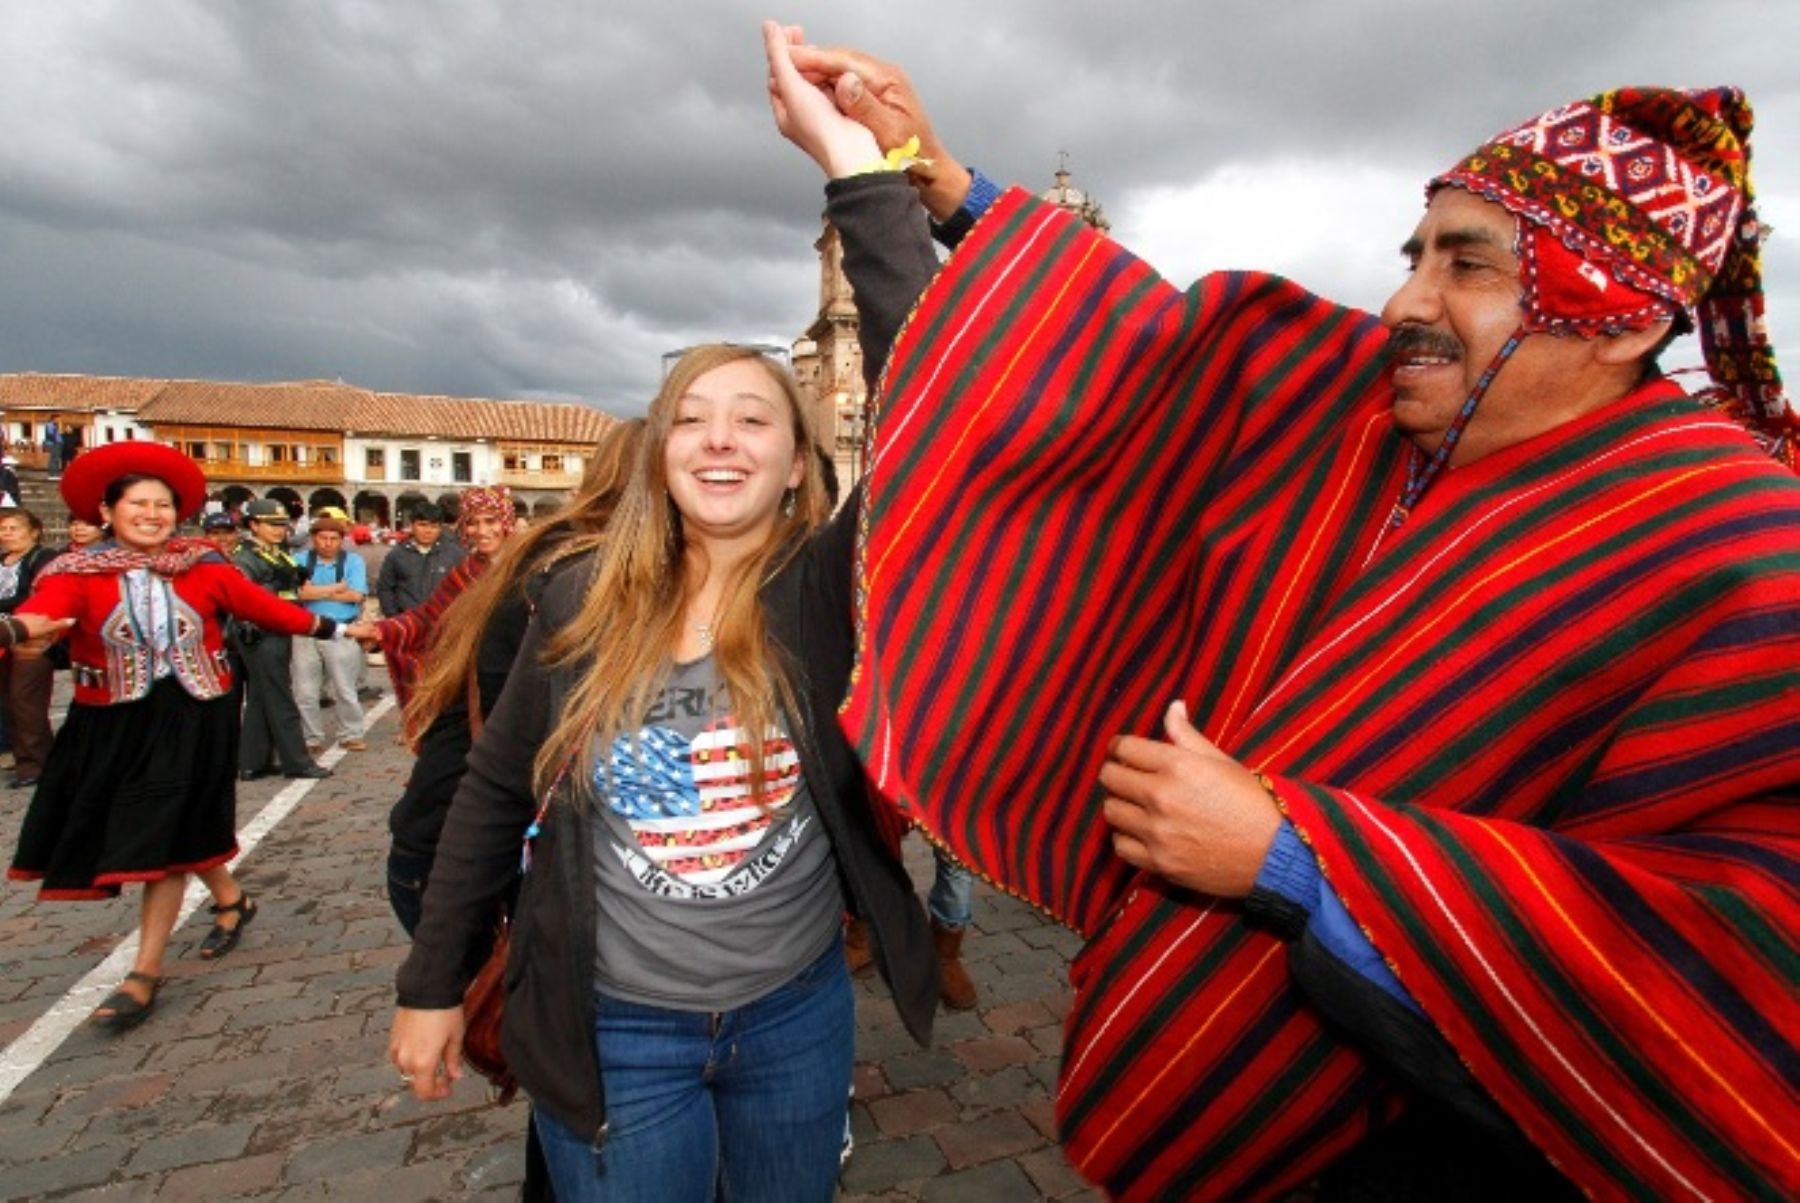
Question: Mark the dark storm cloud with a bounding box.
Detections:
[1,0,1793,409]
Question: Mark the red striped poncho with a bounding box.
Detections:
[375,551,487,722]
[843,188,1800,1200]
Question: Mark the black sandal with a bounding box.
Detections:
[199,893,258,960]
[93,971,161,1031]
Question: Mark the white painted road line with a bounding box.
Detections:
[0,694,397,1104]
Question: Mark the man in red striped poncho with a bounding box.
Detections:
[766,27,1798,1202]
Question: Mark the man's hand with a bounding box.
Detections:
[1100,701,1283,899]
[763,21,881,178]
[786,39,971,220]
[389,1007,466,1102]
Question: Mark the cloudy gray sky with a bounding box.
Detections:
[2,1,1792,415]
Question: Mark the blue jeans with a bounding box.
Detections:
[535,938,854,1202]
[928,847,975,929]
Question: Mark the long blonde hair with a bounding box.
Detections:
[534,345,830,796]
[404,418,648,741]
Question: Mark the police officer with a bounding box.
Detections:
[232,500,329,781]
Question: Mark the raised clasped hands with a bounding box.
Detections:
[761,20,971,218]
[1099,701,1284,899]
[763,20,881,178]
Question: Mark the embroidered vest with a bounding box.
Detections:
[73,580,231,703]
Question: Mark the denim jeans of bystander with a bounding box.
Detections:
[927,846,975,929]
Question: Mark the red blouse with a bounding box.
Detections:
[19,557,326,706]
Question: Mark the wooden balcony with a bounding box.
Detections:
[188,456,344,485]
[4,446,53,470]
[498,467,582,490]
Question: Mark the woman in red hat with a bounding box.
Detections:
[7,442,354,1030]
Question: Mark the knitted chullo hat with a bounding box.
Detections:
[1431,86,1795,470]
[456,484,517,539]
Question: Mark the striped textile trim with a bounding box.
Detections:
[846,190,1395,938]
[850,187,1800,1200]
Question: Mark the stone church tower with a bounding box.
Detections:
[792,160,1108,496]
[789,219,865,496]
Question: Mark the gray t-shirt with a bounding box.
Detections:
[588,654,845,1011]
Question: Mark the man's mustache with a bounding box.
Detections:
[1383,324,1464,364]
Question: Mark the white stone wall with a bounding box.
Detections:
[87,411,159,445]
[343,436,500,487]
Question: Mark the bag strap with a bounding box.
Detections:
[519,759,572,875]
[300,550,345,584]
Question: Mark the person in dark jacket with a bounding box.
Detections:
[374,504,465,617]
[232,500,329,781]
[390,340,937,1200]
[0,507,59,787]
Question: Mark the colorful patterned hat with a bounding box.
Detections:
[1432,86,1794,469]
[456,484,517,538]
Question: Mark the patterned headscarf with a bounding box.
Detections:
[1432,86,1795,469]
[456,484,517,540]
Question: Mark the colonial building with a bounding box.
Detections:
[0,373,616,532]
[0,374,162,470]
[791,160,1109,494]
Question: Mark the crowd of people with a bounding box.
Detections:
[4,21,1795,1203]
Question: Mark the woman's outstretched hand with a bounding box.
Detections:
[785,36,971,220]
[763,20,880,178]
[13,613,74,641]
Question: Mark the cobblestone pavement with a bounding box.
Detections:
[0,675,1096,1201]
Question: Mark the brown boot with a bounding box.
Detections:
[933,920,978,1011]
[843,916,876,976]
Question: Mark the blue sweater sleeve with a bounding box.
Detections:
[1253,821,1422,1015]
[929,167,1004,249]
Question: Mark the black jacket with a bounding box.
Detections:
[386,551,542,860]
[229,540,305,644]
[376,538,466,616]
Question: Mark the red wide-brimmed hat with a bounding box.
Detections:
[60,442,209,525]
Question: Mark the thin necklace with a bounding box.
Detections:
[694,621,713,651]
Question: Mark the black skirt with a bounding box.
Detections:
[8,678,242,900]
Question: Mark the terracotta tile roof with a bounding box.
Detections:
[0,373,616,446]
[0,373,172,413]
[358,394,615,443]
[136,380,372,431]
